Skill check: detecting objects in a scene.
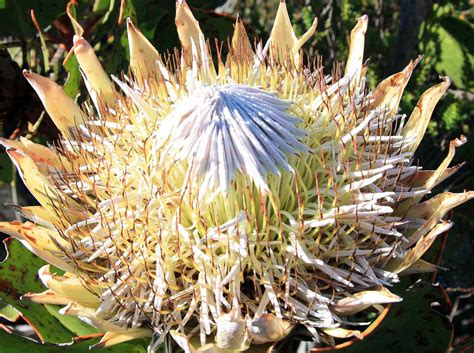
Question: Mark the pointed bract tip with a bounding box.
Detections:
[406,54,423,69]
[22,70,46,88]
[73,36,93,55]
[454,134,467,146]
[441,75,452,85]
[126,17,135,30]
[355,14,369,31]
[72,34,81,44]
[22,70,49,86]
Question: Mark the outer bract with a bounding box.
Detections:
[1,1,472,352]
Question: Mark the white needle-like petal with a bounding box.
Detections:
[155,84,308,193]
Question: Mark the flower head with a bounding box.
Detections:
[1,1,472,352]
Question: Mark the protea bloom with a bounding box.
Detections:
[0,1,472,352]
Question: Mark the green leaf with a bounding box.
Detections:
[0,329,148,353]
[0,300,21,322]
[93,0,112,13]
[44,304,100,337]
[0,239,75,343]
[63,53,81,100]
[0,152,13,185]
[440,17,474,55]
[98,0,117,26]
[434,26,473,90]
[338,282,453,353]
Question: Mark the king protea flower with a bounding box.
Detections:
[0,1,472,352]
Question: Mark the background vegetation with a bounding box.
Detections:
[0,0,472,352]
